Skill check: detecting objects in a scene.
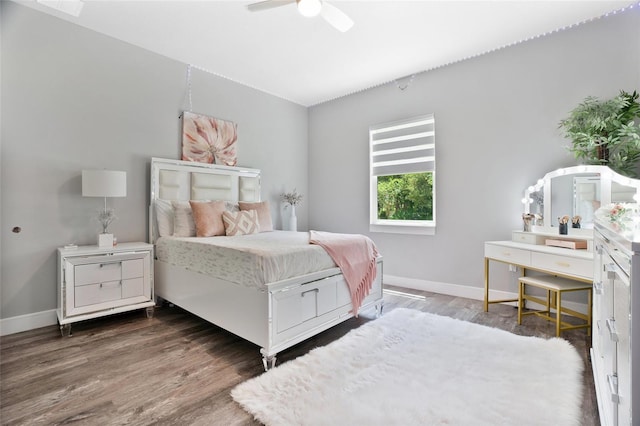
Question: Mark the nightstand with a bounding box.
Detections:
[57,242,154,336]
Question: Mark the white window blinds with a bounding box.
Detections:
[370,114,435,176]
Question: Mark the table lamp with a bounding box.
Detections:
[82,170,127,247]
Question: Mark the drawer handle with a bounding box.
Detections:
[501,252,511,257]
[555,261,571,268]
[301,288,319,297]
[607,374,620,403]
[604,263,617,279]
[594,281,603,295]
[99,261,122,268]
[99,281,123,288]
[606,318,619,342]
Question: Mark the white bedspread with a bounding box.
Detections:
[155,231,337,289]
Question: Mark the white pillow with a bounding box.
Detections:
[155,199,174,237]
[172,201,196,237]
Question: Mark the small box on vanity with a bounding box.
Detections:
[544,238,588,250]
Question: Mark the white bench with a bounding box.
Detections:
[517,275,592,337]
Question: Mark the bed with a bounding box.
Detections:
[149,157,384,369]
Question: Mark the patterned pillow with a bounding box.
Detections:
[190,200,226,237]
[222,210,259,236]
[239,201,273,232]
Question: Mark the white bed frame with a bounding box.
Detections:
[149,157,384,369]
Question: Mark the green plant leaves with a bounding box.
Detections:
[560,90,640,177]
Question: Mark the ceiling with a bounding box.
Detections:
[15,0,635,106]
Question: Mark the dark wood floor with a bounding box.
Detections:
[1,286,599,426]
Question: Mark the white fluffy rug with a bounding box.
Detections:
[231,308,584,426]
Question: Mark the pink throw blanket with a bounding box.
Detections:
[309,230,379,315]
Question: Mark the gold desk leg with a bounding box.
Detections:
[517,280,523,324]
[556,291,562,337]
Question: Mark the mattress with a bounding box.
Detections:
[155,231,337,289]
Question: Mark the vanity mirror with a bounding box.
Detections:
[522,165,640,229]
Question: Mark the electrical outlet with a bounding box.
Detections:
[508,264,518,273]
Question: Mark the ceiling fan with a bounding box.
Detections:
[247,0,354,32]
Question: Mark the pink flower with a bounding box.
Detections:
[182,112,238,166]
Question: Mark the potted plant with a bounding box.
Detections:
[559,90,640,177]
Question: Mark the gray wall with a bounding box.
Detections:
[308,9,640,292]
[0,2,308,320]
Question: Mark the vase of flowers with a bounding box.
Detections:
[281,189,303,231]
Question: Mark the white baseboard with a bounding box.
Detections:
[383,275,589,315]
[0,309,58,336]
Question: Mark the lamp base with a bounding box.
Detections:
[98,233,114,247]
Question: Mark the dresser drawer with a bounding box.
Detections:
[274,276,339,333]
[531,252,593,279]
[75,261,122,286]
[75,280,121,307]
[485,244,531,265]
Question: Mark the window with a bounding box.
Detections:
[369,114,435,235]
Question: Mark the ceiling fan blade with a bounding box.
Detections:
[320,2,354,32]
[246,0,295,12]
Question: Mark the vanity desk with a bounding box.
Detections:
[485,165,640,312]
[484,228,593,311]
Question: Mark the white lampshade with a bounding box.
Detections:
[82,170,127,197]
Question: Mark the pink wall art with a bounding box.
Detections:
[182,111,238,166]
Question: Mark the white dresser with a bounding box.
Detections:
[57,242,154,336]
[592,220,639,426]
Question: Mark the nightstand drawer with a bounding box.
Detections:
[75,280,121,307]
[75,261,122,286]
[122,278,144,299]
[122,259,144,280]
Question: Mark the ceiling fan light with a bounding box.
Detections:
[297,0,322,17]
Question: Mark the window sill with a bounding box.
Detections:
[369,222,435,235]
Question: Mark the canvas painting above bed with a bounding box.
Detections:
[181,111,238,166]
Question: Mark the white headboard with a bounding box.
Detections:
[149,157,261,242]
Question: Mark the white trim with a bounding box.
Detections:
[0,309,57,336]
[384,275,589,315]
[370,223,435,235]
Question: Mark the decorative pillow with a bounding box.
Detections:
[155,199,174,237]
[172,201,196,237]
[222,210,259,236]
[190,200,226,237]
[239,201,273,232]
